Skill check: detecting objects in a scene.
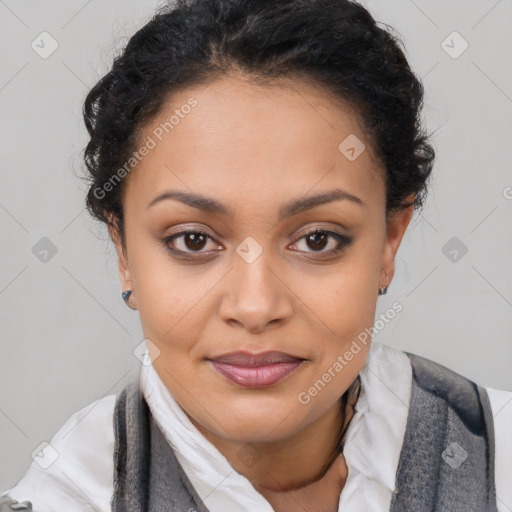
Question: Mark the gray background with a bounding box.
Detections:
[1,0,511,492]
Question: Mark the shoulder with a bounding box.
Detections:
[2,394,117,512]
[400,349,512,511]
[403,351,489,435]
[486,386,512,512]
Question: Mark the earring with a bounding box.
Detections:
[122,289,132,306]
[378,286,388,296]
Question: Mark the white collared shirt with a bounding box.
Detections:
[3,342,512,511]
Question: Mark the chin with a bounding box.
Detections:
[210,397,310,440]
[217,418,301,445]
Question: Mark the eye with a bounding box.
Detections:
[290,229,353,258]
[160,227,353,261]
[162,228,221,257]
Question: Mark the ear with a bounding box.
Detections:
[107,215,138,310]
[379,194,415,290]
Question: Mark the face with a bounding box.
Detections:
[111,74,413,445]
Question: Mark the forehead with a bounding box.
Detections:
[124,75,385,214]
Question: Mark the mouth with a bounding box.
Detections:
[207,351,306,389]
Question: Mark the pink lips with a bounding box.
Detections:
[209,351,305,388]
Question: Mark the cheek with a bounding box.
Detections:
[301,248,380,376]
[307,252,380,330]
[125,230,194,345]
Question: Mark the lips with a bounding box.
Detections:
[208,351,306,388]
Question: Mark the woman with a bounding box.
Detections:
[2,0,510,510]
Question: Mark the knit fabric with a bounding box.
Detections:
[389,353,497,511]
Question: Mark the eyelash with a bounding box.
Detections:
[161,227,353,261]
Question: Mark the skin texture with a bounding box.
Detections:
[109,74,414,511]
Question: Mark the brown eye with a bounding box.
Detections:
[292,229,353,258]
[162,229,220,256]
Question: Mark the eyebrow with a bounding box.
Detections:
[146,188,364,220]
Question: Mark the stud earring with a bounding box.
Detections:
[378,286,388,296]
[122,289,132,306]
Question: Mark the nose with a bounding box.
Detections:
[219,252,294,334]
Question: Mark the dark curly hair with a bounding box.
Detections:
[82,0,435,250]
